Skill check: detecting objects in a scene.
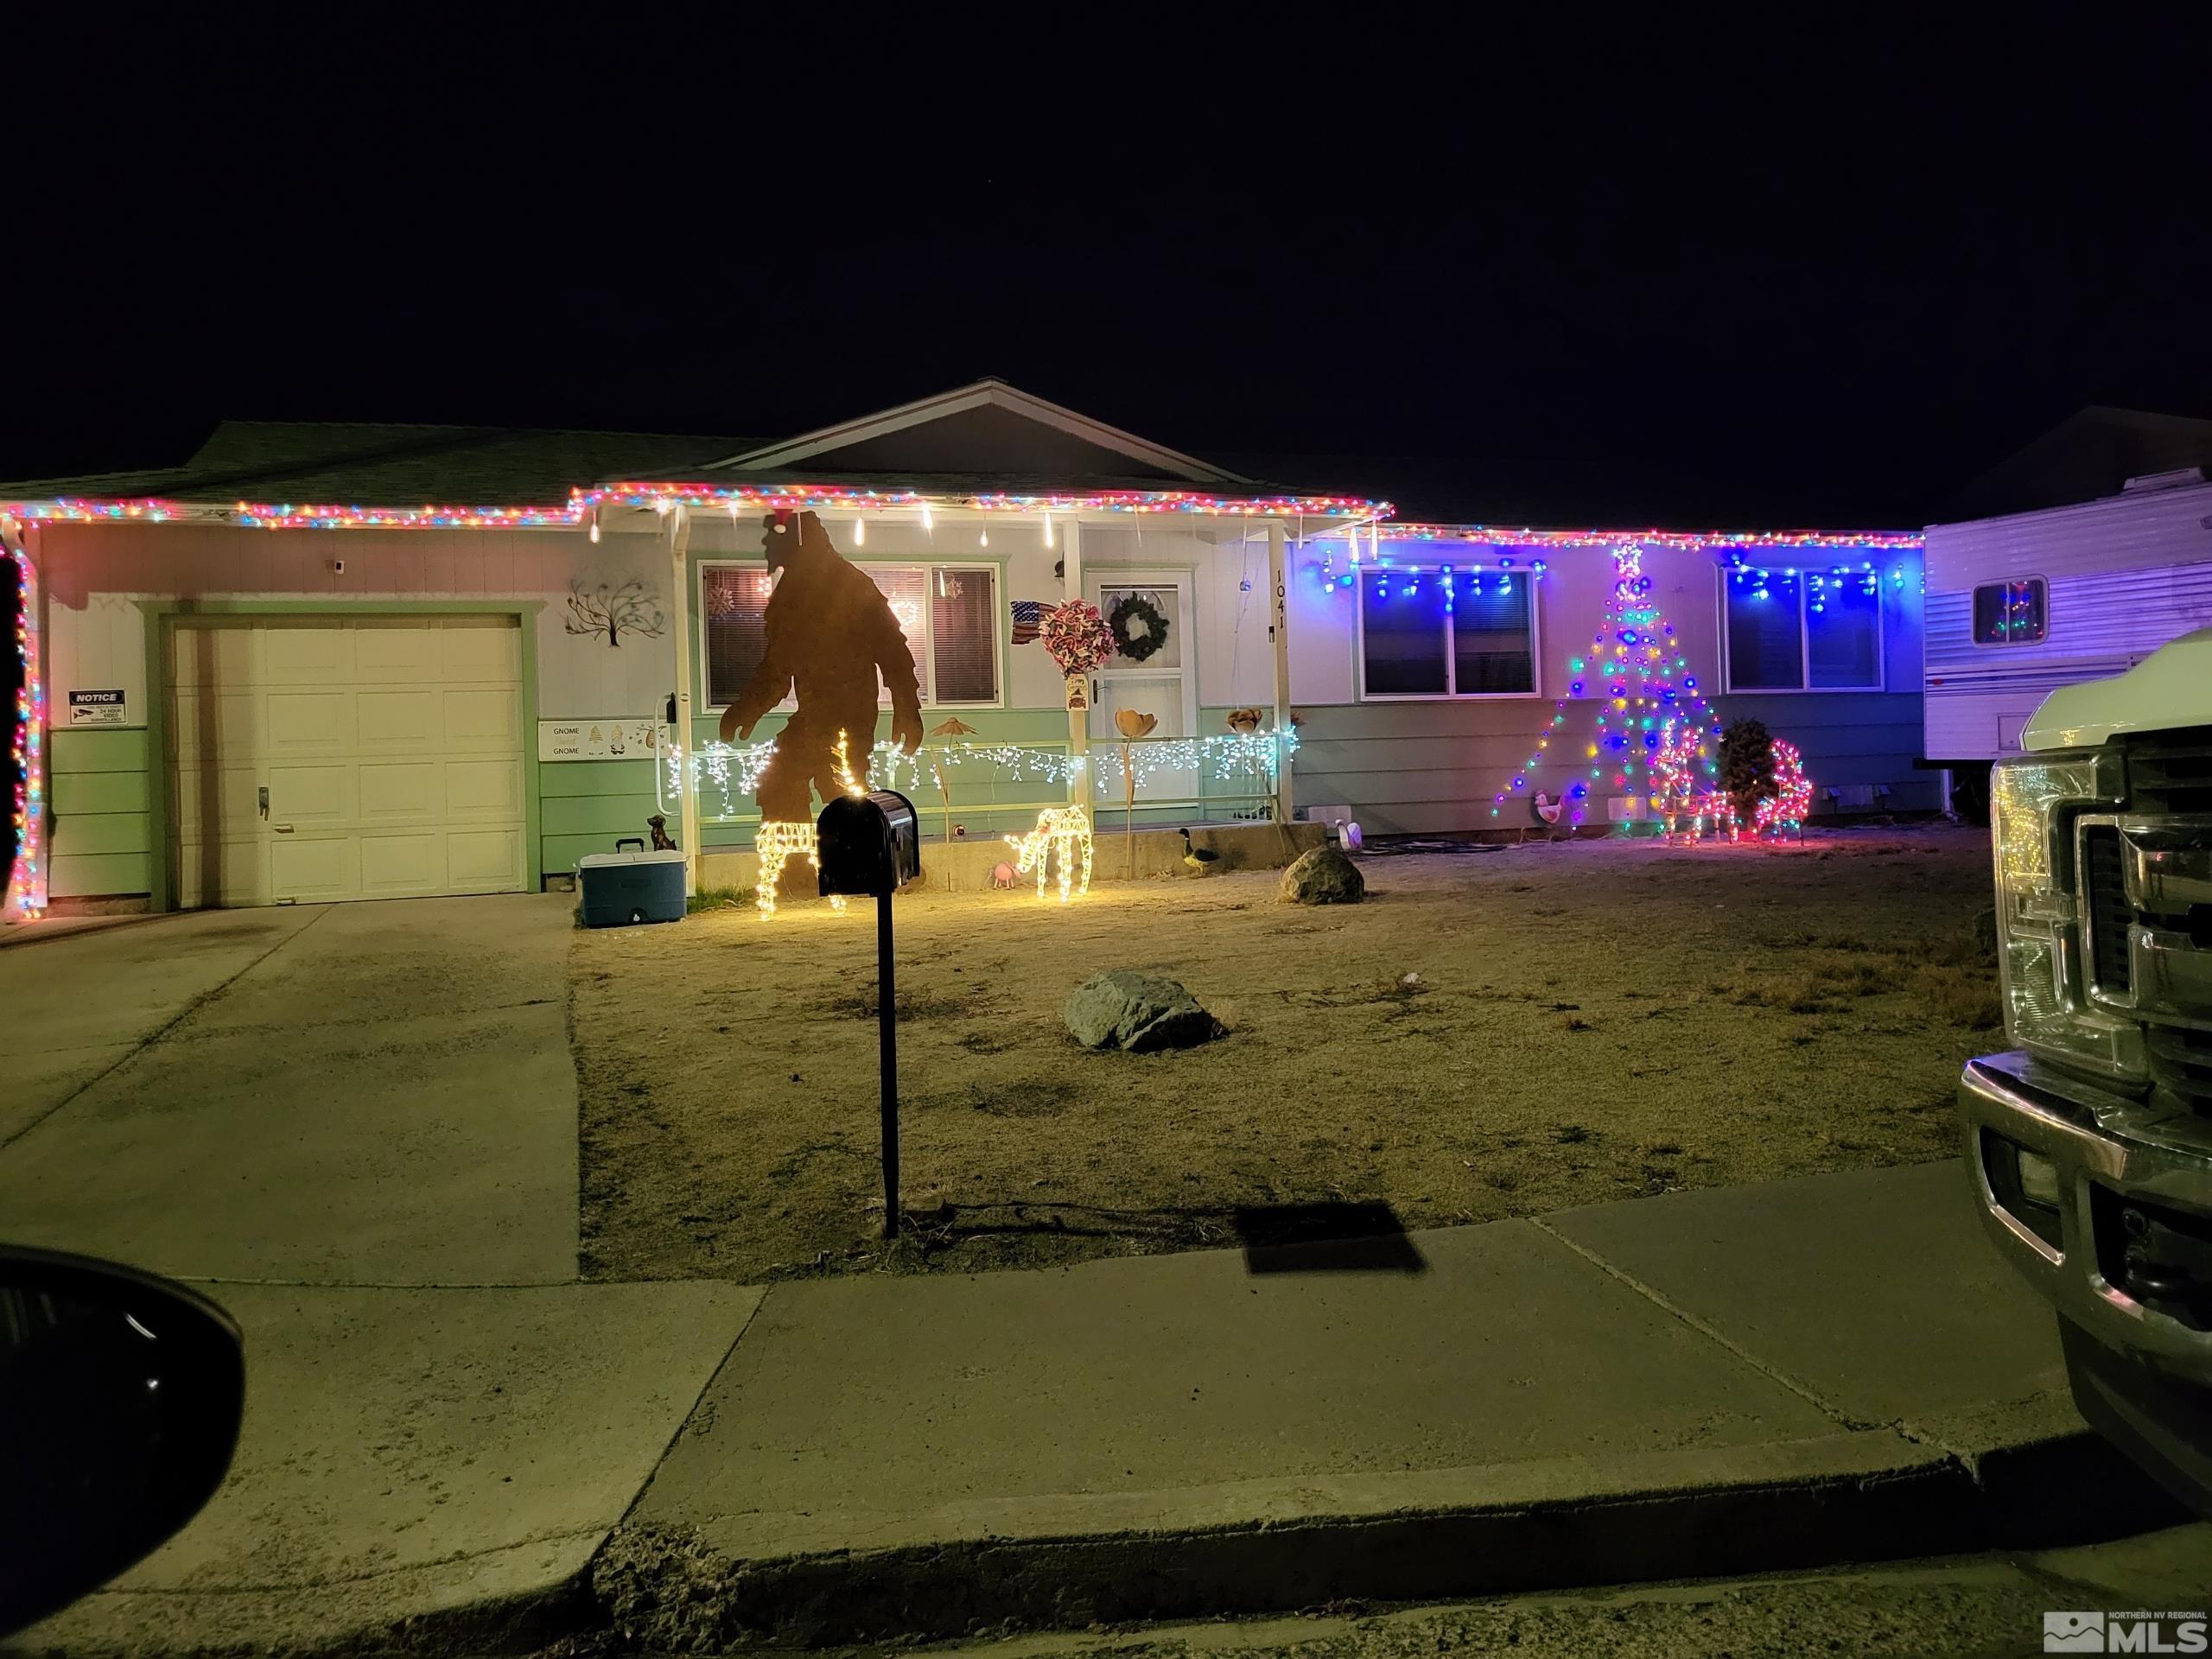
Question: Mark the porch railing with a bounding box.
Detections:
[673,731,1294,839]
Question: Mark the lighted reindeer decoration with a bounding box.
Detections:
[1005,805,1095,903]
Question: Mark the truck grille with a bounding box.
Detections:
[2084,741,2212,1118]
[2081,825,2133,994]
[2128,736,2212,816]
[2146,1026,2212,1115]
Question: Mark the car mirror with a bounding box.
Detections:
[0,1247,245,1637]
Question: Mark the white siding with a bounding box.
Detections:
[1923,481,2212,760]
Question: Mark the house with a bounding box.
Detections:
[1945,404,2212,521]
[2,381,1932,920]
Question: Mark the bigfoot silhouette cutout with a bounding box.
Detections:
[719,509,924,821]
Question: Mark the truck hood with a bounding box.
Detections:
[2025,626,2212,752]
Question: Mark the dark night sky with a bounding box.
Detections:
[6,14,2209,528]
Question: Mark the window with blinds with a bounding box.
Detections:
[928,567,999,702]
[699,562,1000,709]
[702,566,775,708]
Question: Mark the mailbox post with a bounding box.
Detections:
[816,790,922,1239]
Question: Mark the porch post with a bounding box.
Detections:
[1062,518,1091,810]
[1267,518,1294,823]
[665,505,700,894]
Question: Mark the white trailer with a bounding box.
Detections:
[1923,467,2212,766]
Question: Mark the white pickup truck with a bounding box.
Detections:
[1960,626,2212,1516]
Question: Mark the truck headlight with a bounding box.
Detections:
[1990,749,2146,1083]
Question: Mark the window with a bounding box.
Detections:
[1972,577,2047,645]
[1720,569,1883,691]
[1358,568,1535,697]
[700,562,1001,709]
[702,565,774,708]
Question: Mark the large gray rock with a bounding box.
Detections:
[1280,845,1366,905]
[1064,970,1224,1052]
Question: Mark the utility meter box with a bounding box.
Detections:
[817,791,922,896]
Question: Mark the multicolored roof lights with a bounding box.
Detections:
[0,486,1393,533]
[0,496,588,532]
[586,483,1389,520]
[1378,524,1924,553]
[2,498,188,525]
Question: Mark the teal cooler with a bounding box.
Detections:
[577,840,687,926]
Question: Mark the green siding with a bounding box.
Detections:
[49,852,153,896]
[536,758,658,875]
[52,770,150,815]
[50,727,151,774]
[543,830,658,874]
[50,728,155,898]
[54,814,151,856]
[538,758,658,798]
[542,792,663,838]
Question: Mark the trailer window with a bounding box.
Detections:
[1972,579,2046,645]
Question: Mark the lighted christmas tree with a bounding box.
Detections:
[1488,546,1724,832]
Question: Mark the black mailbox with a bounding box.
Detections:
[817,790,922,896]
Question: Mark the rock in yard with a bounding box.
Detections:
[1065,970,1224,1052]
[1280,845,1366,905]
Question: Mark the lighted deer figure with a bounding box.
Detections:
[1006,805,1095,903]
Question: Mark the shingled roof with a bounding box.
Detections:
[4,421,760,507]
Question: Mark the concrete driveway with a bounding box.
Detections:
[0,895,579,1285]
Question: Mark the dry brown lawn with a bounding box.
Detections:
[571,824,1998,1281]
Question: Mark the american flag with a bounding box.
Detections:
[1010,599,1046,645]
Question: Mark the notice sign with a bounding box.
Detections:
[538,718,661,762]
[68,690,129,728]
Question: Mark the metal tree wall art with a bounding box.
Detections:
[564,578,666,646]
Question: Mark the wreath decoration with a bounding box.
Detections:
[1108,592,1171,664]
[1039,599,1116,677]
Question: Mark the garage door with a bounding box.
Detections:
[167,616,526,906]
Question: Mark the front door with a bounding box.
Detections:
[1087,573,1198,807]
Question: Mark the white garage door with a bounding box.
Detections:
[167,616,526,906]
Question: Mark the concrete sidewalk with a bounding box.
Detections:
[16,1162,2189,1656]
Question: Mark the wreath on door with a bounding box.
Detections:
[1108,592,1171,664]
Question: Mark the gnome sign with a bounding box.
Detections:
[722,509,925,910]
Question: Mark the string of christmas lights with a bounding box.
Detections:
[1649,718,1707,839]
[1486,546,1723,827]
[1314,546,1549,596]
[1723,552,1910,604]
[5,530,45,921]
[1006,804,1094,903]
[1750,741,1813,839]
[671,732,1297,819]
[0,485,1391,535]
[1382,524,1924,552]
